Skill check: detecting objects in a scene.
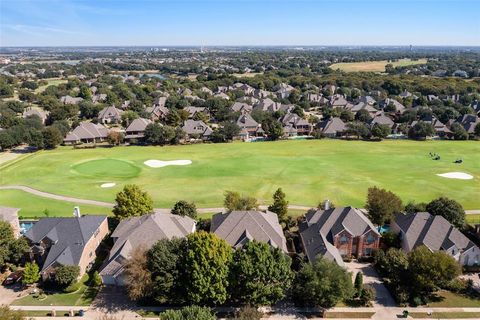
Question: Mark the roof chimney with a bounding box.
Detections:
[323,199,331,210]
[73,206,81,218]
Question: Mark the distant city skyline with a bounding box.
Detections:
[1,0,479,47]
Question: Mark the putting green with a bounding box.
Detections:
[0,140,479,213]
[71,159,141,179]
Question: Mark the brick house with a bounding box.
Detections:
[300,207,380,266]
[24,214,109,280]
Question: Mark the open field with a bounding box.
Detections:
[0,140,478,217]
[330,58,428,72]
[34,78,68,94]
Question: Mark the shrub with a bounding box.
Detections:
[55,265,80,288]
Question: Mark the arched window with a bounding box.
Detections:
[366,233,375,244]
[340,235,348,244]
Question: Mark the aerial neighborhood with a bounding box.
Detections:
[0,44,480,320]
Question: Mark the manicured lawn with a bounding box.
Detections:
[12,275,99,306]
[330,58,428,72]
[410,312,480,319]
[0,140,479,215]
[0,189,111,218]
[23,310,76,317]
[324,312,375,318]
[466,214,480,225]
[426,290,480,308]
[34,78,68,94]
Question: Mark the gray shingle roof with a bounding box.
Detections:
[24,216,107,272]
[211,210,287,252]
[182,120,213,137]
[394,212,476,253]
[64,122,109,142]
[300,207,379,266]
[97,106,123,122]
[100,212,195,277]
[317,117,346,135]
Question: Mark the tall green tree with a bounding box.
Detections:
[113,184,154,219]
[354,272,364,297]
[268,188,289,223]
[42,126,63,149]
[294,257,354,308]
[224,191,258,211]
[366,186,403,225]
[54,265,80,287]
[147,238,184,304]
[0,221,29,267]
[23,262,40,285]
[171,200,197,219]
[230,241,293,306]
[426,197,465,228]
[182,231,233,305]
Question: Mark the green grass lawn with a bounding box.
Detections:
[410,312,480,319]
[0,189,111,218]
[466,214,480,225]
[330,58,428,72]
[324,312,375,318]
[12,275,98,306]
[34,78,68,94]
[425,290,480,308]
[0,140,479,216]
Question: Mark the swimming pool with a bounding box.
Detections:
[19,220,37,234]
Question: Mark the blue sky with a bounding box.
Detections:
[0,0,479,46]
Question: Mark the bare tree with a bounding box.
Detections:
[123,245,153,301]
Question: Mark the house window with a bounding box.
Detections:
[366,233,375,244]
[364,248,373,256]
[339,235,348,244]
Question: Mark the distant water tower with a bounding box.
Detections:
[73,206,81,218]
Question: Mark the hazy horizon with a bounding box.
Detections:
[1,0,479,47]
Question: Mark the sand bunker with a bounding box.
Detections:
[100,182,116,188]
[436,172,473,180]
[144,159,192,168]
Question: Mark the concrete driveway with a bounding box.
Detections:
[345,261,396,307]
[0,283,27,305]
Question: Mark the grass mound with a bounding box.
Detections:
[72,159,140,179]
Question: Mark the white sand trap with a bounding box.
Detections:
[436,172,473,180]
[144,159,192,168]
[100,182,116,188]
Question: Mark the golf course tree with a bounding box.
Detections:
[268,188,289,223]
[371,124,391,140]
[147,238,184,304]
[346,122,371,139]
[144,123,182,146]
[450,123,469,140]
[0,221,30,268]
[113,184,154,220]
[262,118,284,140]
[404,201,427,214]
[408,121,435,140]
[159,306,215,320]
[54,265,80,288]
[181,231,233,305]
[366,186,403,225]
[42,126,63,149]
[229,241,294,306]
[294,256,354,308]
[171,200,198,219]
[426,197,465,228]
[210,121,240,143]
[224,191,258,211]
[22,262,40,285]
[107,131,125,146]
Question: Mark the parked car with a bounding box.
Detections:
[2,270,23,285]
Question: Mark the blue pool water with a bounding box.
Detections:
[20,221,36,234]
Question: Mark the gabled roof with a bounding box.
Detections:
[64,122,109,142]
[317,117,346,134]
[394,212,476,253]
[60,95,83,104]
[231,102,253,113]
[370,113,394,127]
[182,119,213,136]
[100,212,195,278]
[125,118,152,133]
[300,207,379,266]
[98,106,123,121]
[211,210,287,252]
[237,113,259,128]
[25,216,107,272]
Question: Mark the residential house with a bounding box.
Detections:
[236,114,264,138]
[317,117,346,138]
[182,119,213,140]
[23,107,48,124]
[392,212,480,266]
[99,212,195,285]
[411,115,452,138]
[60,95,83,105]
[125,118,152,141]
[184,106,209,119]
[457,114,480,136]
[97,106,123,124]
[64,122,109,144]
[0,206,21,238]
[280,113,312,136]
[24,215,108,279]
[92,94,107,104]
[146,99,169,121]
[379,98,406,114]
[300,207,381,266]
[350,102,379,117]
[274,83,295,99]
[214,92,230,100]
[357,96,376,106]
[231,102,253,114]
[370,112,395,129]
[211,210,287,252]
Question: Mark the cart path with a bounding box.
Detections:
[1,185,478,214]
